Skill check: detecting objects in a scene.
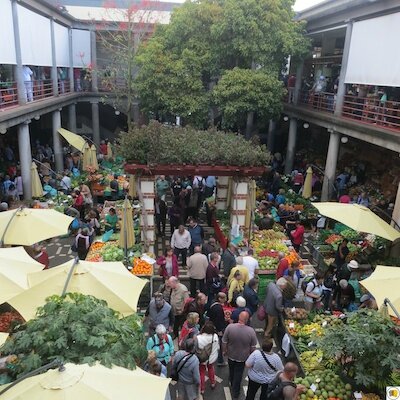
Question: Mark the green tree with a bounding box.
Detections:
[1,294,147,378]
[135,0,309,133]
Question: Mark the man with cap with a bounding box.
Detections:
[145,292,175,336]
[332,279,356,311]
[231,296,252,324]
[337,259,358,282]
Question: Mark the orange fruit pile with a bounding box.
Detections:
[131,257,152,275]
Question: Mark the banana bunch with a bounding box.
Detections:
[300,349,324,372]
[298,323,324,338]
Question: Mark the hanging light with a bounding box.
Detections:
[34,115,40,120]
[0,128,7,134]
[115,110,120,116]
[341,136,349,144]
[283,116,289,121]
[303,122,310,129]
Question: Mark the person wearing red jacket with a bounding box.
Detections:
[276,252,289,280]
[290,221,305,252]
[33,244,49,269]
[157,246,179,280]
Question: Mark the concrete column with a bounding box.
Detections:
[334,21,353,116]
[321,130,340,201]
[293,61,304,105]
[267,120,276,152]
[52,110,63,172]
[140,178,155,254]
[230,180,249,229]
[68,28,74,92]
[50,19,59,97]
[90,30,98,92]
[11,0,26,106]
[216,176,229,210]
[284,118,297,175]
[68,103,77,132]
[91,101,100,147]
[18,121,32,200]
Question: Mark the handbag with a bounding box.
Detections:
[195,334,215,363]
[170,353,194,381]
[257,305,267,321]
[258,349,277,371]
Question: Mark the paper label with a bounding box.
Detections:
[308,341,313,347]
[354,392,362,399]
[289,322,295,329]
[291,307,296,313]
[310,384,317,392]
[322,321,328,327]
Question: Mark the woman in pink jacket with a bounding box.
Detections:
[157,246,179,280]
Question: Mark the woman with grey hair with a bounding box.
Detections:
[146,324,175,366]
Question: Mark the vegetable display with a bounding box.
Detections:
[0,311,24,333]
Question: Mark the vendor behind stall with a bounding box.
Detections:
[334,239,349,270]
[104,207,118,231]
[332,279,356,311]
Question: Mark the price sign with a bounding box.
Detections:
[310,384,317,392]
[291,307,296,313]
[322,321,328,327]
[354,393,362,399]
[289,322,295,329]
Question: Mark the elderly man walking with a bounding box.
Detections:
[168,276,189,339]
[187,245,208,297]
[264,278,287,339]
[145,292,175,336]
[222,311,257,399]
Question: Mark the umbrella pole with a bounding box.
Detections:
[32,158,60,205]
[0,207,22,247]
[62,257,80,296]
[0,359,63,396]
[124,198,128,265]
[384,298,400,319]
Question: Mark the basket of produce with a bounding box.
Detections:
[285,307,308,320]
[131,257,153,276]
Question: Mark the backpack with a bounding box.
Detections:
[182,297,196,316]
[266,373,296,399]
[7,183,15,192]
[301,275,316,294]
[323,274,335,289]
[195,334,215,363]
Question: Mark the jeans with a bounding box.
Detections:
[228,359,245,398]
[189,278,205,297]
[174,247,188,267]
[155,214,166,235]
[217,335,224,364]
[173,314,185,339]
[199,363,216,392]
[245,378,269,400]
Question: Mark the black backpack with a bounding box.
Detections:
[301,275,316,294]
[266,373,296,399]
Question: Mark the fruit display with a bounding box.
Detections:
[325,234,342,245]
[296,322,324,339]
[0,311,24,332]
[285,319,302,336]
[258,256,279,270]
[359,394,381,400]
[285,250,300,265]
[285,307,308,320]
[312,314,344,329]
[299,349,324,372]
[85,241,106,262]
[295,370,353,400]
[131,258,153,275]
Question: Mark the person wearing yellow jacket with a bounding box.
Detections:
[227,261,250,287]
[228,270,245,306]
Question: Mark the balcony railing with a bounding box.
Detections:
[0,83,18,109]
[298,90,335,113]
[292,90,400,133]
[58,79,71,95]
[342,94,400,131]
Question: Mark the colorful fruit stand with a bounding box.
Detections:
[250,229,315,301]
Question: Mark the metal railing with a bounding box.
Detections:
[58,79,71,95]
[342,94,400,131]
[27,80,53,102]
[298,89,335,113]
[0,82,18,109]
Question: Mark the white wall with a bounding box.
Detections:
[54,23,70,67]
[18,4,52,66]
[345,12,400,87]
[72,29,91,67]
[0,0,17,65]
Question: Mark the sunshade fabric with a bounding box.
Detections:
[31,162,44,198]
[119,198,135,249]
[302,167,313,199]
[58,128,86,153]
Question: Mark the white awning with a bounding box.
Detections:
[345,12,400,87]
[0,0,16,65]
[72,29,91,68]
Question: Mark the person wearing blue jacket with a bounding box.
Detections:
[188,217,204,254]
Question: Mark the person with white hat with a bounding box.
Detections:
[337,259,358,282]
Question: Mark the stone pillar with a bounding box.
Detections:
[11,0,26,106]
[69,27,74,92]
[140,178,155,254]
[18,121,32,200]
[321,130,340,201]
[91,101,100,147]
[50,19,59,97]
[68,103,77,132]
[334,21,353,116]
[267,120,276,152]
[230,180,249,230]
[90,30,98,92]
[52,110,63,172]
[216,176,229,210]
[293,61,304,105]
[284,118,297,175]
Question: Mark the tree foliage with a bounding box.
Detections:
[1,294,147,378]
[318,309,400,390]
[135,0,309,131]
[118,121,271,166]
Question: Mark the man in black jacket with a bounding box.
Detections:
[155,196,167,236]
[207,292,228,366]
